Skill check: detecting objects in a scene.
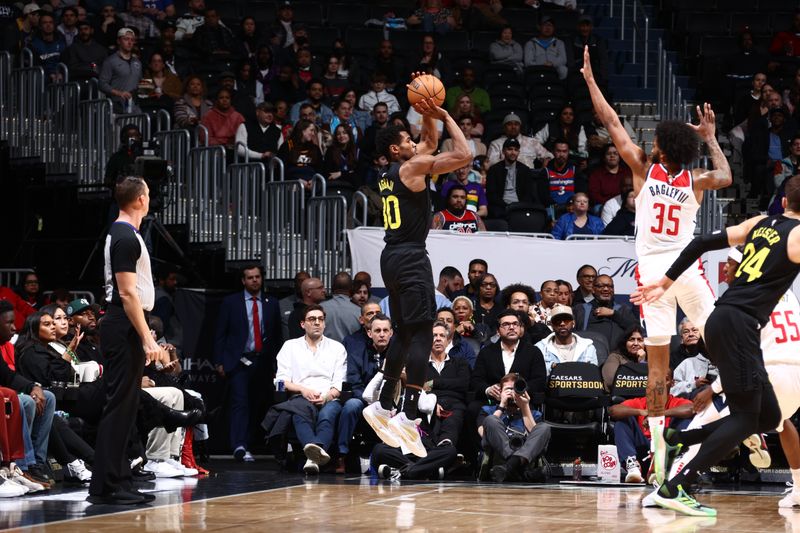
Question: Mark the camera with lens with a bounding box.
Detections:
[506,426,526,450]
[514,375,527,395]
[130,139,173,214]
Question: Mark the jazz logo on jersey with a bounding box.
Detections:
[378,176,394,193]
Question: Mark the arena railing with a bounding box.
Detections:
[263,180,308,279]
[565,235,635,241]
[269,155,284,181]
[0,51,11,139]
[349,190,369,228]
[153,129,192,226]
[187,145,226,244]
[9,65,45,157]
[224,162,267,262]
[43,80,81,169]
[656,38,691,122]
[307,195,349,288]
[0,268,34,288]
[615,0,651,89]
[113,112,152,145]
[77,98,113,184]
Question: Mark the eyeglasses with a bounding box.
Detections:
[25,280,39,285]
[552,317,573,324]
[498,321,520,329]
[480,282,497,288]
[593,284,613,289]
[579,274,596,279]
[305,316,325,323]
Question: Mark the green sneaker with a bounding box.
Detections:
[653,485,717,517]
[651,422,667,485]
[663,428,683,478]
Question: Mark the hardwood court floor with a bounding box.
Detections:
[2,471,798,532]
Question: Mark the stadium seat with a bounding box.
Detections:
[524,66,560,88]
[574,331,610,368]
[307,26,342,50]
[506,204,549,233]
[490,95,527,113]
[500,8,541,34]
[529,82,566,100]
[346,27,387,52]
[249,2,277,24]
[471,31,499,53]
[289,2,324,24]
[484,65,522,87]
[610,363,648,405]
[327,5,370,28]
[390,30,425,53]
[436,32,470,53]
[488,81,525,97]
[700,36,738,57]
[730,12,771,35]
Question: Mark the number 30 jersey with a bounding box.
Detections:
[635,163,700,259]
[761,290,800,365]
[718,215,800,326]
[379,162,431,245]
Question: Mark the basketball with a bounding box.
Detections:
[407,74,446,107]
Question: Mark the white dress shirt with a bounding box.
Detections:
[276,335,347,395]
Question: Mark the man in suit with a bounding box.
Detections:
[214,264,282,462]
[485,138,550,230]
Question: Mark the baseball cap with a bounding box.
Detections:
[550,304,574,321]
[117,27,135,38]
[503,137,520,150]
[77,19,93,28]
[219,70,236,80]
[578,14,593,24]
[23,3,42,15]
[541,15,554,25]
[256,101,275,112]
[503,112,522,125]
[66,298,92,317]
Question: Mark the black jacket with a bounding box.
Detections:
[485,160,550,218]
[0,347,34,394]
[427,355,470,407]
[15,341,75,386]
[572,299,638,350]
[470,339,547,401]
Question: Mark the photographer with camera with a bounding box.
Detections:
[477,372,551,483]
[105,124,142,189]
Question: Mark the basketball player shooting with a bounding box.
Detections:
[581,45,732,485]
[632,177,800,516]
[362,77,473,457]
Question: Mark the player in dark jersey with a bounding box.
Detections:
[362,92,473,457]
[632,175,800,517]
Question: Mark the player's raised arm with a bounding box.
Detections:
[690,103,733,191]
[400,99,473,183]
[581,46,647,181]
[410,73,440,155]
[631,215,766,305]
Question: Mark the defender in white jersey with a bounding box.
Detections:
[582,46,732,484]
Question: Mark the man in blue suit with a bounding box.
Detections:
[214,265,283,461]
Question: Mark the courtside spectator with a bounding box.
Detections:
[320,272,361,343]
[236,102,284,161]
[489,25,523,72]
[535,305,598,374]
[523,16,568,80]
[589,144,631,208]
[601,325,647,390]
[603,188,636,236]
[487,113,553,168]
[572,274,636,349]
[552,192,604,239]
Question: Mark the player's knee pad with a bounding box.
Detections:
[644,335,671,347]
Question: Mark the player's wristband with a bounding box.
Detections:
[665,230,730,281]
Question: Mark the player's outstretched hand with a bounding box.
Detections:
[630,281,666,305]
[688,102,716,142]
[580,45,594,82]
[413,97,447,120]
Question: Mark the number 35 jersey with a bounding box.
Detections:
[719,215,800,326]
[635,163,700,260]
[379,162,432,245]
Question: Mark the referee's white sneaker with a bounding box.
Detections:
[779,491,800,508]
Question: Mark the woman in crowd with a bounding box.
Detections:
[534,104,588,158]
[472,273,501,333]
[555,280,573,307]
[411,33,448,82]
[173,75,213,130]
[333,39,362,90]
[236,16,262,60]
[489,25,523,72]
[15,272,47,311]
[142,52,182,106]
[450,95,484,139]
[552,192,605,240]
[341,89,371,134]
[276,119,324,187]
[324,124,361,188]
[321,53,348,105]
[603,188,636,237]
[602,325,647,390]
[452,295,486,354]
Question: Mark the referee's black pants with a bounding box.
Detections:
[89,305,146,496]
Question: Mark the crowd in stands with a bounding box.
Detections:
[0,271,209,498]
[0,247,773,492]
[1,0,646,238]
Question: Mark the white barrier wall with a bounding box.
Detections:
[348,228,735,296]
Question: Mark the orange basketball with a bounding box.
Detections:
[407,74,446,107]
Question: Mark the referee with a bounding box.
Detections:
[88,176,168,505]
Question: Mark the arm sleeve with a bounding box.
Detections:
[664,230,730,281]
[111,234,140,274]
[235,123,262,160]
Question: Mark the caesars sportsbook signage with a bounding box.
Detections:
[347,228,738,296]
